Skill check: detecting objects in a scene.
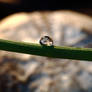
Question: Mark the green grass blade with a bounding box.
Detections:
[0,39,92,61]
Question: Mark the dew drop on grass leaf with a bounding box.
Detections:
[39,36,53,46]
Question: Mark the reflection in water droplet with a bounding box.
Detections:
[39,36,53,46]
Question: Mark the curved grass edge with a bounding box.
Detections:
[0,39,92,61]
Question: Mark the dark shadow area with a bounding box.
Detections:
[0,0,92,19]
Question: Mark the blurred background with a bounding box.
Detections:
[0,0,92,92]
[0,0,92,19]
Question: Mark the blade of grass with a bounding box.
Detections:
[0,39,92,61]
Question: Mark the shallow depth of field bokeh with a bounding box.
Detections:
[0,0,92,92]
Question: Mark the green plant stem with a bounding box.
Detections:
[0,39,92,61]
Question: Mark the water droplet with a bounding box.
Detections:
[39,36,53,46]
